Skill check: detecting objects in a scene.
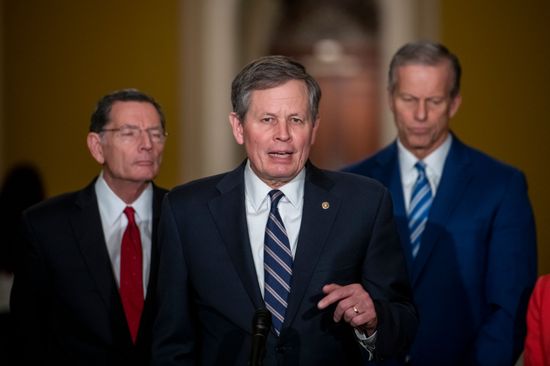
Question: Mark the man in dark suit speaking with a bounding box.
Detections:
[345,41,537,365]
[151,56,417,366]
[10,89,169,365]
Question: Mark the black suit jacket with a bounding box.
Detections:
[10,179,167,366]
[152,162,417,366]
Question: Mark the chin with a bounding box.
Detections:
[273,169,298,179]
[136,167,158,176]
[129,172,156,182]
[407,137,431,148]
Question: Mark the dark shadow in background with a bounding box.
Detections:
[0,163,45,364]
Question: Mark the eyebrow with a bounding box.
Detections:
[113,123,163,129]
[399,93,447,100]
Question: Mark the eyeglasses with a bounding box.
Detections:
[100,126,168,144]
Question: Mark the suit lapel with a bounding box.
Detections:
[146,185,167,299]
[411,136,473,284]
[209,164,264,310]
[141,185,168,333]
[71,181,119,312]
[373,144,414,269]
[284,164,340,328]
[208,163,342,330]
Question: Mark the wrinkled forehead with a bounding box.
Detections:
[394,62,455,94]
[248,81,310,111]
[107,101,162,126]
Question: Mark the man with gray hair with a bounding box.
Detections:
[345,41,537,365]
[152,55,417,365]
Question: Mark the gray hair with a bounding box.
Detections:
[388,41,462,98]
[231,55,322,121]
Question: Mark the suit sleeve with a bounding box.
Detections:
[363,188,418,360]
[473,170,537,365]
[151,195,196,366]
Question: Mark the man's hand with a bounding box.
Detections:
[317,283,377,335]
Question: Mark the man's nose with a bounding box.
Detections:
[139,130,153,149]
[414,101,428,121]
[275,120,291,141]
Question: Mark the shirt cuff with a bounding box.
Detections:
[354,328,376,360]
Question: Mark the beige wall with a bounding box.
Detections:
[2,0,181,195]
[441,1,550,274]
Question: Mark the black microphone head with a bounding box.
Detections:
[251,308,271,365]
[252,308,271,337]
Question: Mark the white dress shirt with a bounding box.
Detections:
[398,134,453,211]
[244,160,304,296]
[95,172,153,295]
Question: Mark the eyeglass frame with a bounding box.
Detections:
[99,125,168,144]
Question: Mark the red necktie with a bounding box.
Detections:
[120,206,144,343]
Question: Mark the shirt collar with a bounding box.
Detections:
[397,134,453,184]
[95,171,153,223]
[244,160,305,212]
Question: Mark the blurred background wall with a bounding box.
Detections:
[441,1,550,275]
[0,0,181,194]
[0,0,548,277]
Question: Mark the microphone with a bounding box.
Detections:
[250,308,271,366]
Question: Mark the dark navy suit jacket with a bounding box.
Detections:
[10,179,167,366]
[344,135,537,365]
[152,162,418,366]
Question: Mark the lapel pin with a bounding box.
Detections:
[322,201,330,209]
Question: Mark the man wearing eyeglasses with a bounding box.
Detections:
[10,89,168,366]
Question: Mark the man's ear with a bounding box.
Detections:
[387,91,396,114]
[229,112,245,145]
[449,94,462,118]
[87,132,105,164]
[310,116,321,145]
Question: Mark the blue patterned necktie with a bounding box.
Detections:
[408,161,433,258]
[264,189,293,336]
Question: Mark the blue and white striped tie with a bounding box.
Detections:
[408,161,433,258]
[264,190,293,336]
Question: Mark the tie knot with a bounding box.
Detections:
[123,206,136,224]
[415,161,427,176]
[268,190,284,210]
